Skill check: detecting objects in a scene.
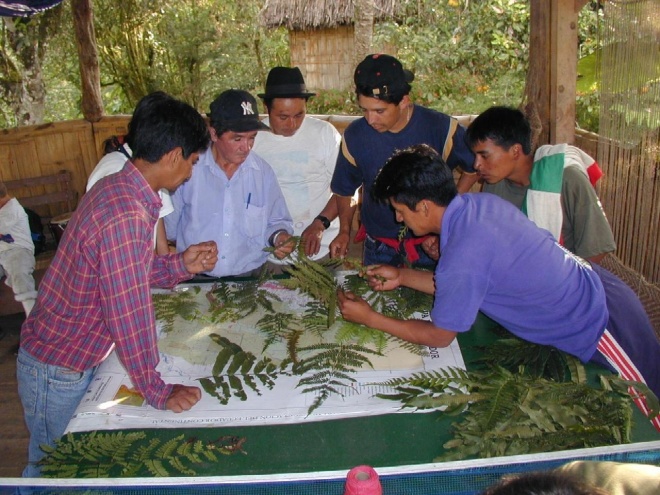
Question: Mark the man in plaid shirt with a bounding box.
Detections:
[18,93,218,477]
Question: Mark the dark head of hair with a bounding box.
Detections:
[466,106,532,155]
[125,91,171,150]
[102,135,124,155]
[0,181,7,198]
[482,471,609,495]
[371,144,457,210]
[127,92,210,163]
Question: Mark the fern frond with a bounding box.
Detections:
[202,334,283,404]
[39,431,245,478]
[153,289,200,332]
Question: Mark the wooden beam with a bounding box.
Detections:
[527,1,552,146]
[71,0,104,123]
[527,0,584,145]
[550,0,579,144]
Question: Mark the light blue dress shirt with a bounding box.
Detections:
[166,147,292,277]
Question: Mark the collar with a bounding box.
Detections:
[122,161,162,209]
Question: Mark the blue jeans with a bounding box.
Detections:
[16,348,95,477]
[363,235,436,269]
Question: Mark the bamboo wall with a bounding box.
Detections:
[290,27,355,91]
[576,129,660,286]
[289,27,396,92]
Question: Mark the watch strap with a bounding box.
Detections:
[315,215,331,230]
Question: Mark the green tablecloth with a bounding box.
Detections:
[57,312,660,477]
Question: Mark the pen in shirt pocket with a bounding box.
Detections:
[246,192,252,209]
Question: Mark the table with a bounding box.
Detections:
[43,297,659,480]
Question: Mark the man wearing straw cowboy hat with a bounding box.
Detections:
[254,66,349,260]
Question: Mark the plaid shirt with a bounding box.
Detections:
[21,163,191,409]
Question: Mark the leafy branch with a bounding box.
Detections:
[476,336,575,382]
[278,239,340,328]
[289,342,382,415]
[199,333,284,404]
[39,431,245,478]
[205,270,281,323]
[153,286,202,333]
[256,311,301,353]
[376,365,638,461]
[341,273,432,320]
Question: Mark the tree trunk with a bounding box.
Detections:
[0,7,62,126]
[353,0,375,67]
[71,0,104,122]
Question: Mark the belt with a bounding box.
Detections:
[354,224,429,263]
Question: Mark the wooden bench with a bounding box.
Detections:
[4,170,77,270]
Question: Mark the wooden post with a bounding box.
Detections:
[526,1,552,146]
[550,0,581,144]
[528,0,588,145]
[71,0,104,123]
[353,0,375,67]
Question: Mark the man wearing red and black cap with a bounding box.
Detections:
[329,54,478,267]
[165,89,294,277]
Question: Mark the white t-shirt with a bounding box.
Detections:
[253,116,341,260]
[87,144,174,219]
[87,145,174,249]
[0,197,34,254]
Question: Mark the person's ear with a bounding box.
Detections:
[165,147,182,168]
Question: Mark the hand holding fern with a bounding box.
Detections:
[337,289,377,327]
[273,232,296,259]
[364,265,402,291]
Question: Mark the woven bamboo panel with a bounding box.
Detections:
[291,27,355,91]
[600,137,659,286]
[576,129,660,286]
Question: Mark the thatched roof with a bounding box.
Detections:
[260,0,401,30]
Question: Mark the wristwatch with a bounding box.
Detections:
[315,215,331,230]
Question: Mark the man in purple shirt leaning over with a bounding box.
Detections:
[338,144,660,432]
[18,92,218,477]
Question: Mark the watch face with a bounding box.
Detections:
[316,215,330,229]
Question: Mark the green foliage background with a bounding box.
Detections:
[9,0,602,130]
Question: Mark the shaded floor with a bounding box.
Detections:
[0,311,28,478]
[1,266,52,477]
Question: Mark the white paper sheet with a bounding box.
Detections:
[66,279,465,433]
